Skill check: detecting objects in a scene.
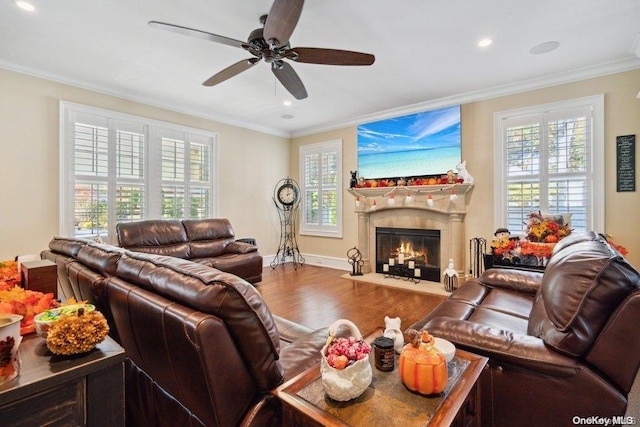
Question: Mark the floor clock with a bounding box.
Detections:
[271,177,305,269]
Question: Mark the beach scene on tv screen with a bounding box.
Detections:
[357,105,461,179]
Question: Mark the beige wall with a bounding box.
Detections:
[0,68,290,261]
[2,67,638,267]
[291,69,640,268]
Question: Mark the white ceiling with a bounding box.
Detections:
[2,0,639,137]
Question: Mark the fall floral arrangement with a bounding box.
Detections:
[0,261,20,288]
[491,212,573,266]
[45,306,109,355]
[0,260,58,334]
[605,234,629,256]
[524,211,572,243]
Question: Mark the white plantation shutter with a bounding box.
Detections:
[60,102,217,243]
[495,96,604,235]
[300,140,342,237]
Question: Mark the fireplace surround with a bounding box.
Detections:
[348,184,473,282]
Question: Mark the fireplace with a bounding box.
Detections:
[376,227,440,281]
[348,184,473,281]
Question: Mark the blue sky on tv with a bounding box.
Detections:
[357,105,461,154]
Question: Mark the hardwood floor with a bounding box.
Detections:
[256,263,447,338]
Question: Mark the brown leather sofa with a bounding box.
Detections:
[42,238,328,426]
[409,231,640,426]
[116,218,263,283]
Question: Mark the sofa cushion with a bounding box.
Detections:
[527,231,640,356]
[116,220,190,258]
[47,236,90,257]
[114,252,283,391]
[183,218,235,258]
[76,243,125,277]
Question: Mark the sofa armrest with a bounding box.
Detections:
[424,317,579,377]
[227,241,258,254]
[479,268,543,295]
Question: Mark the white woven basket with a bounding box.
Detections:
[320,319,372,401]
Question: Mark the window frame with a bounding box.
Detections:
[493,95,605,234]
[299,139,343,238]
[59,101,218,244]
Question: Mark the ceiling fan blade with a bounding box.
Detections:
[203,58,260,87]
[263,0,304,48]
[288,47,375,66]
[272,61,308,100]
[148,21,245,49]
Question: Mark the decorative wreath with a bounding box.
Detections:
[45,308,109,355]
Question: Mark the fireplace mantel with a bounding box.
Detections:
[347,184,473,279]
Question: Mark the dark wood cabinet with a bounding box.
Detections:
[20,259,58,299]
[0,335,125,426]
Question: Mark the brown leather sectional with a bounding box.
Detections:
[116,218,263,283]
[42,237,328,426]
[409,231,640,426]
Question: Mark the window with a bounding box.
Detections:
[494,95,604,234]
[60,102,217,243]
[299,140,342,237]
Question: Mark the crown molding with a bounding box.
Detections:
[0,60,291,139]
[3,54,639,140]
[290,56,640,138]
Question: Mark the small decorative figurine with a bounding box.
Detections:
[446,170,457,184]
[383,316,405,353]
[350,171,358,188]
[443,259,459,292]
[456,160,474,184]
[494,228,510,239]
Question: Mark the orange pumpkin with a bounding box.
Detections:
[399,341,448,395]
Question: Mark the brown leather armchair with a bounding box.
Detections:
[409,232,640,426]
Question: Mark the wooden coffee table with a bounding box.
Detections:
[275,346,487,427]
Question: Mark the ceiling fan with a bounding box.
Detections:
[148,0,375,100]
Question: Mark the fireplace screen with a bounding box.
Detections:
[375,227,440,282]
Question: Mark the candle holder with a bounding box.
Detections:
[347,247,364,276]
[383,260,421,284]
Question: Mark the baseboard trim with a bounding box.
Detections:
[262,253,351,271]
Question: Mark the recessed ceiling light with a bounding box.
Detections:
[281,114,294,120]
[15,1,36,12]
[529,41,560,55]
[283,100,292,107]
[478,38,493,48]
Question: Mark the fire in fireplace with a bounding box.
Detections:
[375,227,441,282]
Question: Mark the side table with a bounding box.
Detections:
[0,334,125,426]
[275,348,487,427]
[20,259,58,299]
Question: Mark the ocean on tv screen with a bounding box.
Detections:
[357,105,461,179]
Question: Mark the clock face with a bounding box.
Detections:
[278,184,298,205]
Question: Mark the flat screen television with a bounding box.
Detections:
[357,105,461,180]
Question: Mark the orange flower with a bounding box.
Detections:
[525,211,571,243]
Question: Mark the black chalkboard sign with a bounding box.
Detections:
[616,135,635,192]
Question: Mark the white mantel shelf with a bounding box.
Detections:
[348,183,473,198]
[346,183,474,276]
